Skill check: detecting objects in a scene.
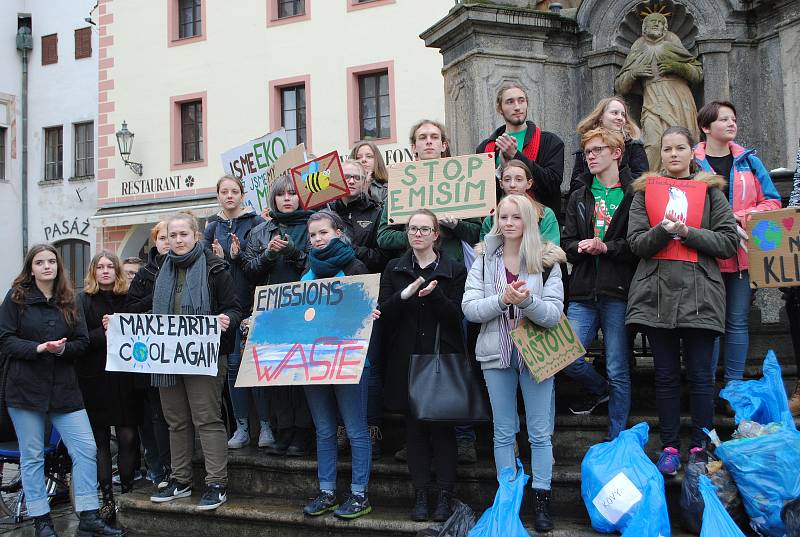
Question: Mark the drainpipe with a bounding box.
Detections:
[16,27,32,255]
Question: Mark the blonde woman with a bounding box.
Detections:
[349,140,389,203]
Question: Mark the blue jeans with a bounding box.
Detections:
[711,271,752,382]
[483,361,554,490]
[8,407,99,516]
[304,368,371,493]
[564,297,632,439]
[228,330,269,422]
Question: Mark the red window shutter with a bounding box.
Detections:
[42,34,58,65]
[74,27,91,59]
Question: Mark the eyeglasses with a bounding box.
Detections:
[407,226,434,236]
[583,145,610,158]
[344,174,366,181]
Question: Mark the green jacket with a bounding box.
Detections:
[479,205,560,245]
[376,204,481,265]
[625,172,738,333]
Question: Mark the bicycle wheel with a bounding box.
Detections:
[0,459,25,523]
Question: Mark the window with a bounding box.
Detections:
[56,239,90,290]
[181,101,203,163]
[42,34,57,65]
[74,27,91,59]
[74,122,94,179]
[281,85,306,147]
[358,71,390,139]
[278,0,305,18]
[0,127,6,181]
[179,0,202,38]
[44,126,63,181]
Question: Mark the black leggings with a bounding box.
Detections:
[91,424,140,490]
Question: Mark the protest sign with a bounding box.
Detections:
[644,176,708,262]
[106,313,221,376]
[290,151,350,209]
[266,143,306,187]
[237,274,380,387]
[386,153,496,225]
[220,129,289,212]
[510,315,586,383]
[747,207,800,288]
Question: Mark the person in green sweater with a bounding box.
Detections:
[480,160,560,245]
[376,119,481,265]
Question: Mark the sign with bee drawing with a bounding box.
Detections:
[290,151,351,209]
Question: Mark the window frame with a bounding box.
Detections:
[168,0,206,47]
[346,61,396,147]
[269,75,312,151]
[73,121,94,180]
[44,126,63,181]
[55,239,90,291]
[280,85,307,148]
[0,127,6,181]
[346,0,395,12]
[266,0,310,26]
[170,91,208,170]
[41,33,58,66]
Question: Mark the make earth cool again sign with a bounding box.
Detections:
[106,314,221,376]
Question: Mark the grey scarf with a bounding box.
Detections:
[151,243,211,386]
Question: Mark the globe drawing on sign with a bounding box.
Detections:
[132,341,149,363]
[751,220,782,252]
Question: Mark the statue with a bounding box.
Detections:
[615,10,703,169]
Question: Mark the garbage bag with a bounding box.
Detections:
[416,499,476,537]
[720,350,795,430]
[699,475,746,537]
[782,498,800,537]
[580,422,671,536]
[716,425,800,536]
[680,452,745,534]
[468,459,529,537]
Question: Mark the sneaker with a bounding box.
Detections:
[569,390,610,415]
[688,447,708,465]
[227,427,250,449]
[394,445,407,462]
[197,483,227,511]
[336,426,349,454]
[287,428,313,457]
[656,447,681,477]
[334,492,372,520]
[150,479,192,503]
[369,426,382,460]
[258,425,277,448]
[266,428,293,456]
[113,469,145,485]
[456,439,477,465]
[303,490,338,516]
[789,381,800,417]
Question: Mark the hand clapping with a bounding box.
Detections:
[501,280,530,306]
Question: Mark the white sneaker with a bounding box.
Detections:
[258,425,277,448]
[227,428,249,449]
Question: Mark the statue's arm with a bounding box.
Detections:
[615,40,648,94]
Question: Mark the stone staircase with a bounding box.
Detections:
[118,310,796,536]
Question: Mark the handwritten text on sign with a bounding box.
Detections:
[237,274,380,387]
[387,153,496,225]
[106,314,221,376]
[747,208,800,288]
[510,314,586,382]
[220,129,289,212]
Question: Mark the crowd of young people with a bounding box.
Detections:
[1,81,798,537]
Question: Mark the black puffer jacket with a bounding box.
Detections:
[328,195,387,273]
[562,169,638,302]
[242,214,311,286]
[124,246,164,314]
[0,288,89,413]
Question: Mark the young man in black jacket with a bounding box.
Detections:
[476,82,565,220]
[561,127,637,441]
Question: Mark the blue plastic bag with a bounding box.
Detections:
[581,422,671,536]
[720,350,796,430]
[716,425,800,537]
[699,475,745,537]
[468,459,529,537]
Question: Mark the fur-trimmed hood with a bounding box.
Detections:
[473,234,566,268]
[632,171,727,193]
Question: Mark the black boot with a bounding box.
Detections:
[409,488,428,521]
[77,510,125,537]
[532,488,554,532]
[432,489,453,522]
[33,514,58,537]
[98,483,116,524]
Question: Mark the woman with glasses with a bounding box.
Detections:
[377,209,467,522]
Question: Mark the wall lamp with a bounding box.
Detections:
[115,120,143,176]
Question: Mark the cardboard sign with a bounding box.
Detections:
[510,314,586,383]
[747,208,800,288]
[106,314,221,376]
[237,274,380,387]
[644,176,708,262]
[267,143,306,187]
[290,151,350,210]
[220,129,290,212]
[386,153,496,225]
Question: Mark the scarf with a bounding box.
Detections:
[269,208,315,227]
[151,242,210,386]
[307,238,356,278]
[493,245,526,369]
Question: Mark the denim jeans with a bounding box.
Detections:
[564,297,631,439]
[8,407,99,516]
[483,360,555,490]
[366,322,382,427]
[711,271,752,382]
[228,330,269,422]
[304,368,371,493]
[647,327,716,450]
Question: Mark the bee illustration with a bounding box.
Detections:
[302,162,331,193]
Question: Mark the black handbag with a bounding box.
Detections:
[408,325,491,423]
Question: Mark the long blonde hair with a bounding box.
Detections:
[488,194,544,275]
[576,96,641,140]
[349,140,388,183]
[84,251,129,295]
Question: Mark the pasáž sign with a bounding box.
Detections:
[510,314,586,382]
[387,153,496,225]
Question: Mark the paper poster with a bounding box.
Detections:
[510,314,586,383]
[644,176,708,262]
[220,129,290,212]
[290,151,350,209]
